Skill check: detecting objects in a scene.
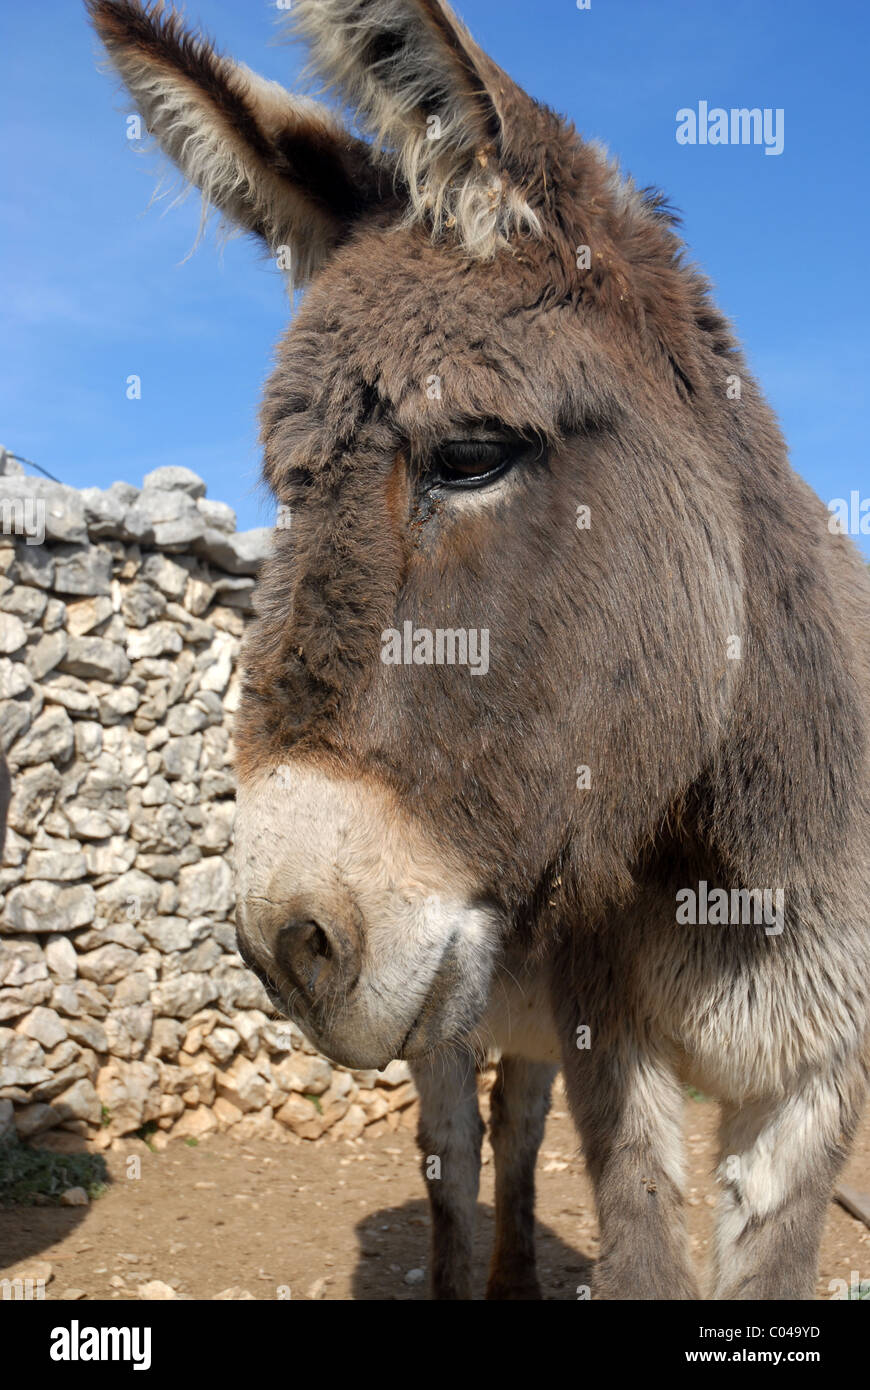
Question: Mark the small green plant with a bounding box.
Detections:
[0,1136,110,1208]
[100,1104,111,1129]
[304,1094,323,1114]
[184,1137,198,1147]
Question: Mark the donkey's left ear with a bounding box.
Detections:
[87,0,388,285]
[291,0,545,257]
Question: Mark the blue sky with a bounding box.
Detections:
[2,0,867,549]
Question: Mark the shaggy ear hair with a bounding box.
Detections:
[86,0,387,286]
[290,0,542,257]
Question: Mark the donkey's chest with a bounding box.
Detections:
[471,959,561,1064]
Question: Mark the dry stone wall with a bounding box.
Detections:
[0,453,417,1151]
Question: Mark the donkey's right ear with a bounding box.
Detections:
[87,0,386,285]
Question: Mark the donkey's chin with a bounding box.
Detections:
[264,928,497,1073]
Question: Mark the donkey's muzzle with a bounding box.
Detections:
[233,762,501,1068]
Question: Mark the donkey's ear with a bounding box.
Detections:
[86,0,386,285]
[291,0,543,257]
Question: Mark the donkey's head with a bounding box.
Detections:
[92,0,768,1067]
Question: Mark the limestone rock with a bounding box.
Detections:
[66,595,113,636]
[215,1056,271,1113]
[199,636,234,695]
[77,943,139,985]
[13,541,55,589]
[196,498,236,532]
[96,1059,161,1134]
[52,545,113,597]
[60,1186,89,1206]
[0,584,47,624]
[270,1053,332,1096]
[94,868,161,924]
[0,613,27,654]
[9,707,74,768]
[54,1078,102,1125]
[152,973,219,1020]
[170,1105,217,1141]
[1,1029,47,1069]
[64,802,130,839]
[141,553,190,599]
[177,856,233,919]
[212,963,270,1013]
[0,657,33,698]
[330,1103,367,1141]
[0,984,52,1021]
[31,1062,93,1103]
[0,477,87,543]
[60,635,130,683]
[64,1017,109,1052]
[142,466,206,498]
[195,526,271,576]
[39,672,97,714]
[25,845,86,880]
[202,1026,239,1064]
[4,881,96,933]
[139,916,207,953]
[80,482,138,537]
[15,1102,63,1138]
[212,1095,243,1128]
[42,1040,83,1070]
[25,630,68,681]
[0,695,36,748]
[138,1280,178,1300]
[42,598,67,631]
[16,1006,68,1049]
[113,972,152,1008]
[161,734,202,781]
[378,1060,413,1087]
[275,1093,331,1140]
[119,581,165,630]
[123,488,205,548]
[148,1018,185,1058]
[44,935,78,981]
[0,938,47,986]
[82,836,136,877]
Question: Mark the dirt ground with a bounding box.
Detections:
[2,1081,868,1301]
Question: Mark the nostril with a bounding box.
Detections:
[276,917,337,1001]
[309,923,331,961]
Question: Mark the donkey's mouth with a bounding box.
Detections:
[396,1002,428,1060]
[393,930,488,1060]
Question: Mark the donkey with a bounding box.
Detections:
[90,0,870,1300]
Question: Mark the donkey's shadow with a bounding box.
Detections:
[351,1198,593,1300]
[0,1133,108,1272]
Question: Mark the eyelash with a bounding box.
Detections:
[428,440,519,490]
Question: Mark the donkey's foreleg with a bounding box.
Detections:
[411,1054,484,1300]
[712,1067,865,1300]
[562,1036,699,1299]
[486,1056,557,1300]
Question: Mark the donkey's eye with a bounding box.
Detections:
[430,439,518,490]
